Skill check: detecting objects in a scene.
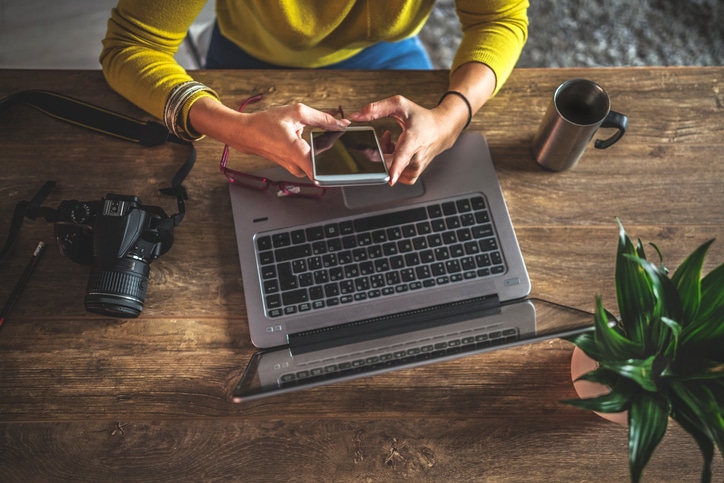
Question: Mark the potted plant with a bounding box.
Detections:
[563,220,724,483]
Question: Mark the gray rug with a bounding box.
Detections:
[420,0,723,69]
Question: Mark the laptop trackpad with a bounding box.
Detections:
[342,180,425,210]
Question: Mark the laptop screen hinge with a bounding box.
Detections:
[288,294,501,356]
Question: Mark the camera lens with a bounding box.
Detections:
[84,257,150,318]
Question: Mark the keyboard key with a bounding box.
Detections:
[261,265,276,280]
[277,262,297,290]
[329,267,344,281]
[471,196,486,210]
[291,229,306,244]
[342,236,357,249]
[307,256,322,270]
[479,238,498,252]
[420,250,435,263]
[427,204,443,218]
[292,259,307,273]
[266,294,281,309]
[337,251,353,264]
[339,280,354,294]
[339,221,354,235]
[282,289,308,305]
[324,283,339,297]
[314,270,329,285]
[359,261,374,275]
[372,230,387,243]
[445,216,461,230]
[370,274,385,288]
[355,207,427,232]
[259,251,274,265]
[472,224,494,239]
[456,199,472,212]
[431,219,446,232]
[257,236,272,251]
[324,223,340,237]
[387,227,402,240]
[353,248,368,261]
[475,211,490,224]
[306,226,324,241]
[402,224,416,237]
[275,244,312,262]
[442,201,457,215]
[272,233,291,248]
[327,238,343,252]
[264,279,279,294]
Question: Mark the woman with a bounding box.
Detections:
[101,1,528,186]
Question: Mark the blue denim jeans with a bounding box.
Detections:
[204,22,433,70]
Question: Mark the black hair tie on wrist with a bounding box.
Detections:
[437,90,473,130]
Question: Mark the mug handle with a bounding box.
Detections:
[594,110,629,149]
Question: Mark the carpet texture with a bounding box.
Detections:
[420,0,723,69]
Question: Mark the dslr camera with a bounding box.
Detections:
[54,194,174,318]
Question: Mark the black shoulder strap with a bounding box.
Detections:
[0,90,178,146]
[0,90,195,262]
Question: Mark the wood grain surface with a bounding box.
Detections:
[1,67,722,482]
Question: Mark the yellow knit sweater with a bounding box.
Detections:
[101,0,528,124]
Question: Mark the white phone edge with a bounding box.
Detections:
[310,126,390,187]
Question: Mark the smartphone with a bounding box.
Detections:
[310,126,390,186]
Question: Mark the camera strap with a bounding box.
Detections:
[0,90,195,261]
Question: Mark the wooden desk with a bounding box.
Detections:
[1,68,722,482]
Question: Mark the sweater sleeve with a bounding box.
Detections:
[452,0,529,95]
[100,0,217,123]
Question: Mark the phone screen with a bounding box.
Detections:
[311,128,388,184]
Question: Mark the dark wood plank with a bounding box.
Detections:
[1,417,720,482]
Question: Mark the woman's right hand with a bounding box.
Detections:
[189,97,350,179]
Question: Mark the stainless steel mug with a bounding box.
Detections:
[531,79,628,171]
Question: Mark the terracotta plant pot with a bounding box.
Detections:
[570,346,628,425]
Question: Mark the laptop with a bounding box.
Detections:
[228,132,591,400]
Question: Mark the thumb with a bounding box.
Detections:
[302,106,351,131]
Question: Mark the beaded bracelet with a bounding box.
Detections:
[164,81,218,141]
[437,90,473,130]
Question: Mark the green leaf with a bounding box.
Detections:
[684,262,724,347]
[699,262,724,320]
[562,329,604,361]
[561,378,634,414]
[601,355,662,392]
[593,295,642,360]
[575,367,621,388]
[671,239,715,326]
[625,254,684,352]
[660,316,682,358]
[669,403,715,483]
[669,381,724,456]
[628,392,669,483]
[615,220,653,345]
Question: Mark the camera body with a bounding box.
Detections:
[54,194,174,318]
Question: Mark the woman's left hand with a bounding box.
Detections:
[347,94,468,185]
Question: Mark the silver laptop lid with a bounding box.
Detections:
[231,298,592,401]
[229,133,530,348]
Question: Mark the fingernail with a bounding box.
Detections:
[337,120,350,129]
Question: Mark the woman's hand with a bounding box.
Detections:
[346,62,497,186]
[347,95,468,185]
[189,97,349,180]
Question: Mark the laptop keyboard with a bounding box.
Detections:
[279,325,520,387]
[255,194,506,318]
